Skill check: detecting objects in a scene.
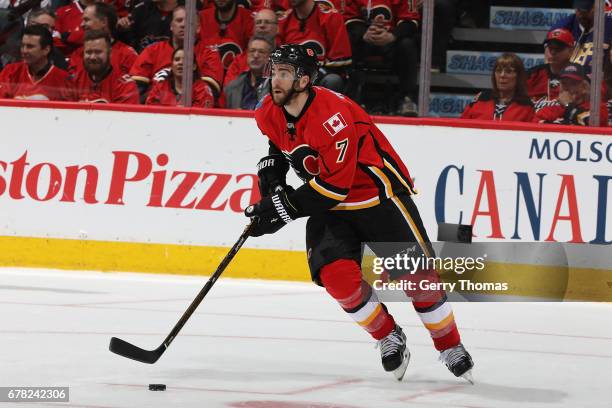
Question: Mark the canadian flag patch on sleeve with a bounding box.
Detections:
[323,113,347,136]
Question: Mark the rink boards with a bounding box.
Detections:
[0,102,610,282]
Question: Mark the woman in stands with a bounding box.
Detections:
[145,48,214,108]
[460,53,535,122]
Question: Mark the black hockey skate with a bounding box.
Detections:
[440,343,474,384]
[377,325,410,381]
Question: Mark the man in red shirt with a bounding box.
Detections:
[527,28,574,112]
[68,2,138,75]
[245,44,474,383]
[54,0,97,57]
[277,0,352,92]
[131,6,224,100]
[199,0,254,69]
[535,63,608,126]
[73,30,139,103]
[0,25,74,101]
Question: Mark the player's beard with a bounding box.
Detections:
[272,82,306,106]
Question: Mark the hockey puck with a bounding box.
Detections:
[148,384,166,391]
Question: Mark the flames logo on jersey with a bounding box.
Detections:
[300,40,325,59]
[217,42,243,69]
[366,5,392,29]
[283,144,320,181]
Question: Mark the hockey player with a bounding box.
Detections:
[244,44,474,382]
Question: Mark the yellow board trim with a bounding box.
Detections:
[0,236,311,282]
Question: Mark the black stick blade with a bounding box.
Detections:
[109,337,163,364]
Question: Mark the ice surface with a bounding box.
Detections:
[1,268,611,408]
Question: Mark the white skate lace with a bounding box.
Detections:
[440,344,466,367]
[376,330,404,358]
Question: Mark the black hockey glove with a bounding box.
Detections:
[257,154,289,197]
[244,187,299,237]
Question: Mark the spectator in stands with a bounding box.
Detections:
[125,0,178,52]
[199,0,254,69]
[278,0,351,93]
[254,7,278,39]
[224,34,272,109]
[535,63,608,126]
[0,25,74,100]
[461,53,535,122]
[223,8,277,88]
[73,29,139,103]
[552,0,612,73]
[54,0,97,57]
[131,6,223,101]
[527,28,575,112]
[345,0,419,115]
[26,8,69,70]
[146,47,215,107]
[68,3,138,75]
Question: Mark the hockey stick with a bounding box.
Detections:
[109,222,254,364]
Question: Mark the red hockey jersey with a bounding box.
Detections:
[129,40,224,93]
[534,100,608,127]
[0,62,74,101]
[526,64,561,112]
[461,91,535,122]
[278,4,352,67]
[250,0,289,11]
[54,0,85,56]
[145,74,214,107]
[69,40,138,76]
[198,6,254,69]
[223,53,249,86]
[347,0,419,28]
[254,86,415,210]
[73,67,139,103]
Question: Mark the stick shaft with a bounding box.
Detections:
[160,224,252,350]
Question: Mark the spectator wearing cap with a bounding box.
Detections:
[461,53,535,122]
[527,28,575,112]
[552,0,612,73]
[535,63,608,126]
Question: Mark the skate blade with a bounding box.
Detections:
[393,349,411,381]
[461,369,474,385]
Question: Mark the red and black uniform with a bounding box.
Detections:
[461,90,536,122]
[69,40,138,76]
[54,0,86,57]
[345,0,420,103]
[249,0,289,11]
[278,4,352,68]
[130,40,224,94]
[73,66,139,103]
[129,0,174,52]
[535,100,608,127]
[223,52,249,87]
[526,63,562,112]
[254,85,461,350]
[145,73,214,107]
[198,5,254,69]
[0,62,74,101]
[319,0,361,22]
